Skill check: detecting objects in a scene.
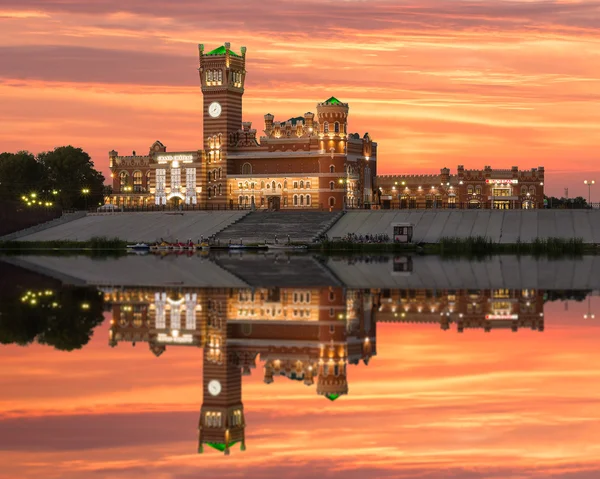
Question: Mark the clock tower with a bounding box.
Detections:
[198,292,246,454]
[198,42,246,207]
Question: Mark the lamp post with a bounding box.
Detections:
[584,180,595,207]
[583,295,595,319]
[82,188,90,211]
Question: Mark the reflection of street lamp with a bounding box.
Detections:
[82,188,90,210]
[584,180,595,206]
[584,296,595,319]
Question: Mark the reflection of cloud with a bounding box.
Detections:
[2,301,600,477]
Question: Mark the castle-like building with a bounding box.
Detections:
[108,43,377,210]
[105,285,544,455]
[377,165,545,210]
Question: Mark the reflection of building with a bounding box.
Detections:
[108,43,377,210]
[105,286,377,454]
[375,288,545,332]
[377,165,545,209]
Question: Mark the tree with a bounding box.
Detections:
[0,151,48,200]
[38,146,105,209]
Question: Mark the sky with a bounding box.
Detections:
[1,296,600,478]
[0,1,599,199]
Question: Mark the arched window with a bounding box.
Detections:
[329,165,335,173]
[293,195,298,206]
[306,181,310,189]
[133,171,142,192]
[218,168,222,179]
[208,187,212,199]
[242,163,252,175]
[261,181,265,189]
[300,195,304,206]
[244,195,249,205]
[238,195,243,205]
[208,70,213,82]
[283,197,288,206]
[146,171,152,187]
[213,170,217,181]
[266,182,270,189]
[323,122,329,133]
[330,181,334,190]
[306,195,311,206]
[529,186,536,195]
[475,185,482,195]
[271,181,276,190]
[300,180,304,188]
[329,197,335,207]
[218,184,222,195]
[334,122,340,133]
[467,185,474,195]
[284,180,288,189]
[277,183,282,190]
[209,137,214,149]
[119,171,129,191]
[521,185,528,195]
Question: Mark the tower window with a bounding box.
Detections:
[334,122,340,133]
[323,122,329,133]
[330,181,334,190]
[329,196,335,207]
[329,165,335,173]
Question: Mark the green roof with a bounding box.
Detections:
[326,393,340,401]
[285,116,304,126]
[206,441,239,452]
[205,45,241,57]
[324,96,343,105]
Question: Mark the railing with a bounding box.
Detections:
[89,202,332,213]
[376,201,600,210]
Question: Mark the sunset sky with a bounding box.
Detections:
[0,1,599,198]
[1,296,600,478]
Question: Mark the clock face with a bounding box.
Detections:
[208,102,222,118]
[208,379,222,396]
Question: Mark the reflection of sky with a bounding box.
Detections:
[1,1,600,198]
[1,297,600,478]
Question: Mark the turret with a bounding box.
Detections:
[316,97,349,136]
[264,113,274,135]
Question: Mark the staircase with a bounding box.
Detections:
[215,211,342,244]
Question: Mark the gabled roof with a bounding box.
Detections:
[285,116,304,126]
[205,45,241,57]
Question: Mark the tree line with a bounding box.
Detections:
[0,146,106,210]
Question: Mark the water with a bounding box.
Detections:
[1,253,599,478]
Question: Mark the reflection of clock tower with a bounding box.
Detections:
[198,42,246,207]
[198,292,245,455]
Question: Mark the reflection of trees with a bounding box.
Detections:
[0,263,104,351]
[543,290,592,303]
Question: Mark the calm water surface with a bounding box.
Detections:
[1,253,599,479]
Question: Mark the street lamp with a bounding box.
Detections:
[584,180,595,206]
[583,295,595,319]
[82,188,90,210]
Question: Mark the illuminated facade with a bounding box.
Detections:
[106,286,377,455]
[377,165,545,210]
[108,43,377,210]
[374,288,545,332]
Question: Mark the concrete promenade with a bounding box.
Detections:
[15,211,248,242]
[327,210,600,243]
[7,209,600,244]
